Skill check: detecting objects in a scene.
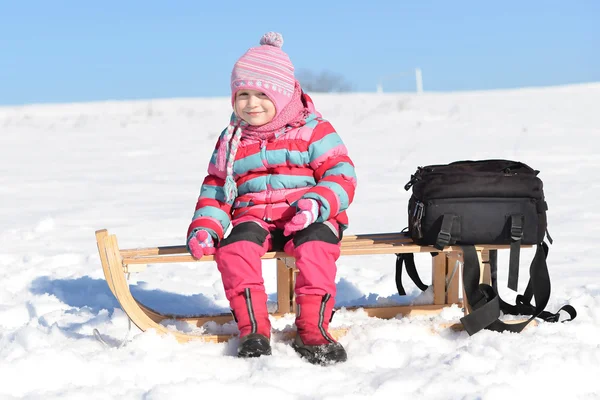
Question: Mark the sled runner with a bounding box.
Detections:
[95,229,528,343]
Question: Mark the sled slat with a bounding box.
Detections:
[120,242,519,262]
[119,233,415,257]
[122,245,433,265]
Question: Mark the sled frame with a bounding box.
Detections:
[95,229,522,343]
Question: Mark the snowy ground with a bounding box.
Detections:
[1,83,599,399]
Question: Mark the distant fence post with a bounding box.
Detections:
[415,68,423,94]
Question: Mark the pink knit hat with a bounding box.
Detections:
[231,32,295,114]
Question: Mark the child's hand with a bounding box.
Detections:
[284,199,320,236]
[188,229,216,259]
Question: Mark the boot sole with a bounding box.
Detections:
[238,347,272,358]
[292,342,348,365]
[237,334,272,358]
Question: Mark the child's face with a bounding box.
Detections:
[234,89,276,126]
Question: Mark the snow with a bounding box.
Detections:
[1,83,600,399]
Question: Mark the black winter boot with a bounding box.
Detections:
[238,333,272,358]
[292,335,347,365]
[292,294,347,365]
[230,288,272,358]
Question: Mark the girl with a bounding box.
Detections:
[187,32,357,365]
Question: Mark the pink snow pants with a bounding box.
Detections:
[214,216,341,301]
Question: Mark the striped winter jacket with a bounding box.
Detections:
[187,97,357,243]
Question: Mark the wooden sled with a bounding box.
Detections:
[95,229,529,343]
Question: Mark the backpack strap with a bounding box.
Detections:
[500,244,576,323]
[459,242,571,335]
[507,215,524,291]
[488,249,498,292]
[435,214,459,250]
[395,253,429,295]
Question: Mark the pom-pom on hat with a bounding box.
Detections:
[231,32,295,115]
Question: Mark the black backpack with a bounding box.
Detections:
[400,160,576,334]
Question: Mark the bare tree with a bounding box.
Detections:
[296,69,353,93]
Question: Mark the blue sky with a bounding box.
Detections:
[1,1,598,105]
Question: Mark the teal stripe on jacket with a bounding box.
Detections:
[264,149,310,167]
[234,149,310,176]
[304,117,319,129]
[323,162,357,180]
[234,152,264,175]
[193,206,231,232]
[308,132,344,160]
[238,174,316,195]
[200,184,227,203]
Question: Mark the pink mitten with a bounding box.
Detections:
[284,199,320,236]
[188,229,216,259]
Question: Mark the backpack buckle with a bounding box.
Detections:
[510,216,523,241]
[435,230,451,250]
